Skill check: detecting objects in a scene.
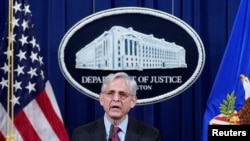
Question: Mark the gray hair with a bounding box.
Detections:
[101,72,137,97]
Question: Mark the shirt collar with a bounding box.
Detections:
[104,113,128,136]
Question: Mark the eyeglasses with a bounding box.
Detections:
[103,91,130,100]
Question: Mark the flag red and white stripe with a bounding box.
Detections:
[0,82,69,141]
[209,113,240,125]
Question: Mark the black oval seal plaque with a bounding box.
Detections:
[58,7,205,105]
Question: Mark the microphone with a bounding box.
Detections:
[108,124,114,141]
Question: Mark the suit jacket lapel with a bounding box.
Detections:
[92,118,107,141]
[125,130,140,141]
[125,117,141,141]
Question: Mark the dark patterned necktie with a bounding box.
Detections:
[112,126,120,141]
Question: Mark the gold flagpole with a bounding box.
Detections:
[6,0,15,140]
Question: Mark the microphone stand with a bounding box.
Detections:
[108,124,114,141]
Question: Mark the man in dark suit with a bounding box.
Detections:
[71,72,161,141]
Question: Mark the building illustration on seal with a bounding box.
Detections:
[75,25,187,70]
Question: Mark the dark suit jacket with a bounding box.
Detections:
[71,116,161,141]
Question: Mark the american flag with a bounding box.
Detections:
[0,0,69,140]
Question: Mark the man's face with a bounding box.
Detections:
[99,78,137,122]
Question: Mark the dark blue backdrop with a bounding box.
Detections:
[0,0,241,141]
